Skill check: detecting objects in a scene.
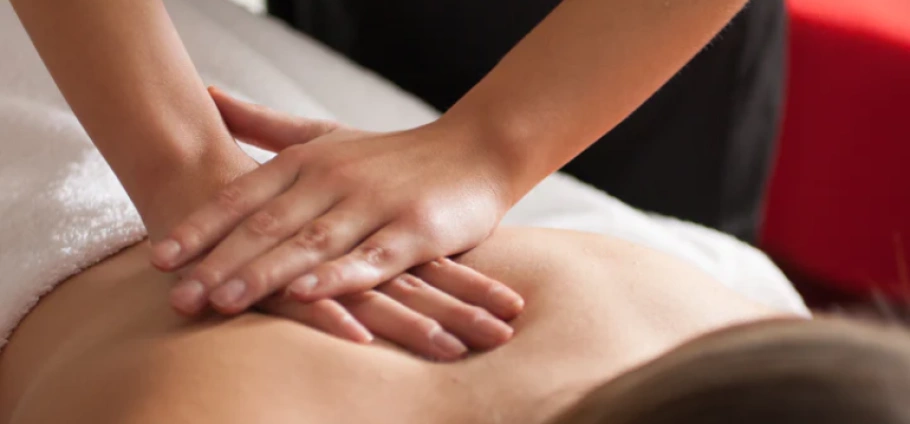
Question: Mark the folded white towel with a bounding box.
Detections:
[0,0,808,351]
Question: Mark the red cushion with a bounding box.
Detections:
[761,0,910,299]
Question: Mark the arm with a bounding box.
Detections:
[10,0,245,237]
[441,0,750,200]
[11,0,519,356]
[149,0,748,318]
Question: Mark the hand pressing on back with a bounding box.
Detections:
[151,87,525,359]
[260,257,520,361]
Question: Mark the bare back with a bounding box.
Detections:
[0,227,783,424]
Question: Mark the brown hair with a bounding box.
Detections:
[551,318,910,424]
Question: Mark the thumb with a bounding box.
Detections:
[208,86,339,152]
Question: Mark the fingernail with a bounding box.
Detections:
[429,327,467,359]
[152,239,181,266]
[340,316,374,343]
[489,286,525,315]
[474,315,514,345]
[288,274,319,298]
[170,280,206,314]
[210,279,247,309]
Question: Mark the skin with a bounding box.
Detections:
[11,0,750,336]
[156,89,522,316]
[0,227,789,424]
[10,0,524,356]
[155,0,751,312]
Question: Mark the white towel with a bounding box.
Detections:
[0,0,808,351]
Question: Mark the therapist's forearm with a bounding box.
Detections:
[441,0,749,201]
[11,0,236,219]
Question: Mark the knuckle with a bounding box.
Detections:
[408,208,447,246]
[397,274,426,290]
[384,275,424,300]
[412,258,446,276]
[318,263,345,286]
[214,185,248,217]
[244,210,283,238]
[358,243,395,266]
[291,221,333,251]
[410,200,445,226]
[241,267,274,294]
[357,290,382,303]
[193,265,227,287]
[407,315,440,337]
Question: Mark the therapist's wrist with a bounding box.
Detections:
[436,101,548,206]
[131,133,256,240]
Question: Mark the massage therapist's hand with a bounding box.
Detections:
[260,257,519,360]
[151,88,524,339]
[141,120,517,360]
[156,161,515,361]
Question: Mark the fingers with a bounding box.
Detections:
[413,258,524,320]
[258,296,373,344]
[377,274,513,350]
[339,290,468,361]
[261,285,486,361]
[150,153,301,272]
[285,224,425,302]
[204,205,381,314]
[209,86,339,151]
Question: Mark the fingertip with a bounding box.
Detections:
[339,315,374,344]
[508,296,525,317]
[150,239,182,270]
[209,303,244,316]
[286,274,320,301]
[209,279,249,315]
[209,85,233,99]
[149,260,170,272]
[454,305,515,351]
[169,280,208,316]
[489,286,525,320]
[429,326,468,360]
[209,86,243,112]
[208,86,231,105]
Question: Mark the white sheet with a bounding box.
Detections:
[0,0,809,351]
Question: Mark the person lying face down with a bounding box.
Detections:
[3,217,909,423]
[0,63,903,423]
[6,0,906,420]
[552,317,910,424]
[1,63,905,424]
